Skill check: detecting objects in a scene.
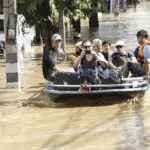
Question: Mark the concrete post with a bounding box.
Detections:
[123,0,127,12]
[3,0,20,88]
[114,0,120,16]
[59,9,66,53]
[110,0,115,13]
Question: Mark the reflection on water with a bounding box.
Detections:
[0,1,150,150]
[118,101,145,150]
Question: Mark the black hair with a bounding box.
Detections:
[102,40,111,46]
[136,30,149,38]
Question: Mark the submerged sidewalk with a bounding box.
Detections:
[0,45,74,107]
[0,46,50,107]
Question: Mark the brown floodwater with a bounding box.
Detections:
[1,2,150,150]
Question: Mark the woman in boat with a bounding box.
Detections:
[69,41,84,61]
[108,40,137,77]
[73,40,107,84]
[73,40,107,70]
[101,40,113,61]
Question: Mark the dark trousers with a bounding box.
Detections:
[127,62,146,76]
[48,72,80,85]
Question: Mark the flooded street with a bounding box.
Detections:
[1,2,150,150]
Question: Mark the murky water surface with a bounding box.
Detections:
[1,2,150,150]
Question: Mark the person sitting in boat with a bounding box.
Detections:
[102,40,113,61]
[92,38,103,53]
[43,33,80,84]
[128,30,150,79]
[73,40,107,84]
[68,41,83,61]
[68,41,83,72]
[73,40,107,70]
[42,33,63,81]
[92,38,108,69]
[75,41,83,56]
[108,40,137,77]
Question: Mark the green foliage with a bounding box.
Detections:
[17,0,98,25]
[54,0,95,20]
[17,0,41,25]
[50,0,59,26]
[17,0,100,45]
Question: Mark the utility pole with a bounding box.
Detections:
[3,0,20,88]
[123,0,127,12]
[114,0,120,16]
[110,0,115,13]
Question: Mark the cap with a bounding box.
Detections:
[92,39,102,46]
[115,40,125,47]
[52,34,62,41]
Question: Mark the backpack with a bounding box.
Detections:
[80,68,101,84]
[97,68,122,84]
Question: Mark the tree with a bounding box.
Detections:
[89,0,99,27]
[17,0,96,47]
[18,0,55,48]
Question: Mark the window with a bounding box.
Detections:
[0,19,4,32]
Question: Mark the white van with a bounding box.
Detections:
[0,14,35,53]
[0,14,24,53]
[17,15,35,48]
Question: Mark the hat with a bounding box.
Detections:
[92,39,102,46]
[52,34,62,41]
[115,40,125,47]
